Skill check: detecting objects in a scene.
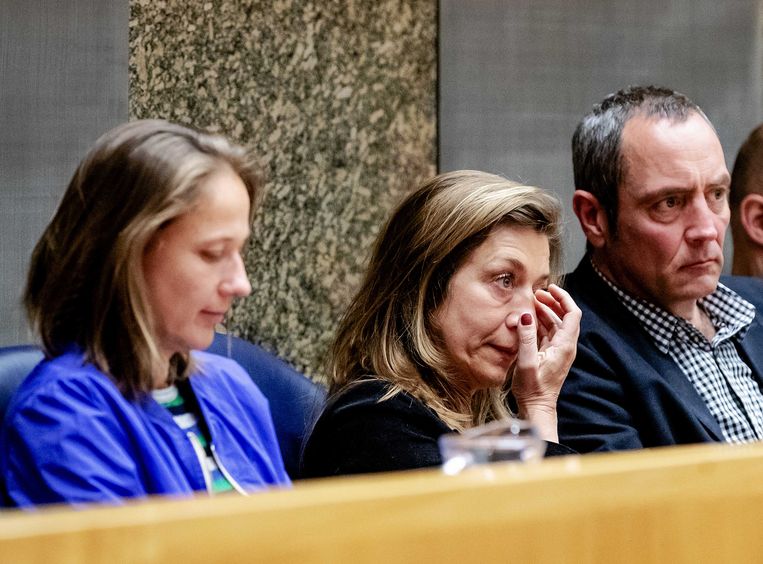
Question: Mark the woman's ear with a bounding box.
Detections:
[572,190,610,248]
[740,193,763,246]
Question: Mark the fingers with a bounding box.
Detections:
[534,295,562,332]
[515,311,539,373]
[547,285,582,339]
[547,284,581,318]
[535,287,565,318]
[536,285,581,327]
[512,310,561,419]
[534,286,563,344]
[533,284,582,353]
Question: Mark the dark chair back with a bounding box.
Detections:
[0,345,44,507]
[0,345,44,425]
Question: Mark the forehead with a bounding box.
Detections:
[165,168,251,240]
[465,224,550,272]
[619,112,727,194]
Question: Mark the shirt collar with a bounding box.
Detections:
[589,258,756,353]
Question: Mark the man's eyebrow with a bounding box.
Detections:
[636,178,729,203]
[709,172,731,186]
[635,185,694,203]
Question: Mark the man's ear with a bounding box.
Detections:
[572,190,610,248]
[740,193,763,246]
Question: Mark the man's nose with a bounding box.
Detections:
[685,197,722,243]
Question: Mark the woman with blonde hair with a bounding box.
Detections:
[2,120,289,506]
[302,170,580,476]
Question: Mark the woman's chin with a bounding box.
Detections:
[182,328,217,353]
[468,369,511,392]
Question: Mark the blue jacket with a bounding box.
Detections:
[558,258,763,453]
[1,349,290,506]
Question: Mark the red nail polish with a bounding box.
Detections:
[521,313,533,326]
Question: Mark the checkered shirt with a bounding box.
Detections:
[592,262,762,443]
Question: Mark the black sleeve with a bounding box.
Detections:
[544,441,577,456]
[301,383,450,478]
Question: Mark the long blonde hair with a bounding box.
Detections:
[328,170,562,431]
[25,120,261,397]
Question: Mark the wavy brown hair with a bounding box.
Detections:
[328,170,562,430]
[24,120,261,397]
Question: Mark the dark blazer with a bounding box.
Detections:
[557,257,763,453]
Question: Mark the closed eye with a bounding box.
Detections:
[200,249,225,262]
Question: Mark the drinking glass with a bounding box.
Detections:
[438,418,546,475]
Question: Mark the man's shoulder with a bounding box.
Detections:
[562,259,654,358]
[720,275,763,309]
[562,258,619,318]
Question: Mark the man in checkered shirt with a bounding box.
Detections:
[557,85,763,452]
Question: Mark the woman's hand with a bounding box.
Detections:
[511,284,581,442]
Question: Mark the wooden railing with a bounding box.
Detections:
[3,442,763,563]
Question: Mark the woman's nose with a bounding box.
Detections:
[505,289,535,327]
[220,254,252,298]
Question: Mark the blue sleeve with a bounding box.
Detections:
[191,353,291,488]
[219,370,292,487]
[2,377,147,507]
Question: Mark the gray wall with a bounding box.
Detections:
[439,0,763,271]
[3,1,761,346]
[0,1,128,345]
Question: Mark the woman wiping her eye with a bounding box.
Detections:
[301,170,581,477]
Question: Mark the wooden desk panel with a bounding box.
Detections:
[2,442,763,563]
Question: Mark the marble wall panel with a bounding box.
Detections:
[129,0,437,381]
